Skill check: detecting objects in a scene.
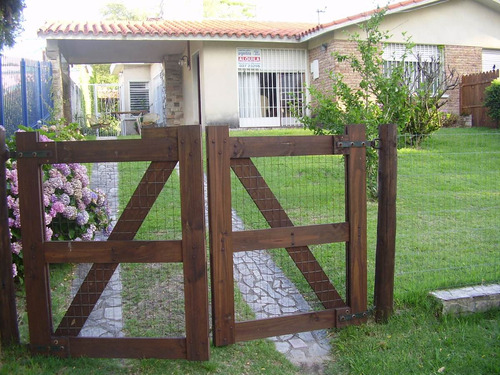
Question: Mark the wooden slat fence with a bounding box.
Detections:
[460,70,499,128]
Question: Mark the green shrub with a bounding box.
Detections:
[484,78,500,124]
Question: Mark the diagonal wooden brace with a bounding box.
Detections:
[230,158,346,309]
[55,161,177,336]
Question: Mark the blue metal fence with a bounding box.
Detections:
[0,56,53,137]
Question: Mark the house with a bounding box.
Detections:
[38,0,500,129]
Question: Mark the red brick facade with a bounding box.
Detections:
[309,41,483,116]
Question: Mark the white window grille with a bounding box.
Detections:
[237,48,307,127]
[129,81,150,112]
[383,44,442,94]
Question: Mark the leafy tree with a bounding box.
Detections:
[0,0,25,51]
[101,2,148,21]
[299,9,458,196]
[89,64,118,84]
[203,0,256,19]
[484,78,500,126]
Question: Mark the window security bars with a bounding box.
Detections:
[238,49,307,127]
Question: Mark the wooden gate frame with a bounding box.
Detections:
[16,126,209,360]
[207,125,367,346]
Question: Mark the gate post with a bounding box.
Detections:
[178,125,210,360]
[0,129,20,347]
[374,124,398,322]
[206,125,235,347]
[344,124,367,319]
[16,131,53,352]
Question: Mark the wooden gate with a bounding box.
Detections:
[460,69,499,128]
[16,126,209,360]
[207,125,368,346]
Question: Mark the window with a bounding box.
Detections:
[383,44,442,94]
[129,81,150,112]
[237,48,307,127]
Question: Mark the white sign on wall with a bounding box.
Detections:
[237,49,262,69]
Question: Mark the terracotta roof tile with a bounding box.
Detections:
[38,20,318,40]
[37,0,432,40]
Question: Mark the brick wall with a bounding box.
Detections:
[309,40,363,96]
[163,55,184,126]
[443,45,482,114]
[309,41,483,116]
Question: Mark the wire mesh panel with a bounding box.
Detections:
[17,127,209,360]
[207,125,367,346]
[395,130,500,299]
[230,155,346,319]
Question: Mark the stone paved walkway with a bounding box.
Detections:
[70,141,123,338]
[231,208,331,372]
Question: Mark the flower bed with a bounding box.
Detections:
[4,123,111,282]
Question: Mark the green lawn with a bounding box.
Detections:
[2,127,498,374]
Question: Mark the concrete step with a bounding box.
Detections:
[430,284,500,315]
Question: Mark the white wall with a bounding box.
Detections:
[310,0,500,49]
[119,64,151,112]
[195,41,308,127]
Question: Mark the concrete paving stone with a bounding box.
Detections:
[274,341,291,353]
[263,305,281,315]
[289,338,308,349]
[289,349,307,362]
[279,296,296,307]
[282,307,299,314]
[104,307,122,320]
[242,275,256,287]
[297,331,314,342]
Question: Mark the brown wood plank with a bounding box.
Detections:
[44,240,183,263]
[141,126,178,139]
[374,124,398,322]
[0,129,19,346]
[230,135,336,158]
[55,160,177,336]
[235,309,337,342]
[231,158,346,309]
[16,132,53,350]
[66,337,186,359]
[23,137,178,165]
[206,126,236,347]
[345,125,368,318]
[178,125,210,361]
[232,223,349,252]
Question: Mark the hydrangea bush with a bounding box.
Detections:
[4,123,111,282]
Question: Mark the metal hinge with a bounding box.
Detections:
[336,139,380,149]
[13,150,52,158]
[338,309,372,322]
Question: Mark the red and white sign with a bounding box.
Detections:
[238,49,262,69]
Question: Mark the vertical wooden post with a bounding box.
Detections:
[16,131,53,352]
[345,125,367,317]
[206,126,235,346]
[0,129,20,347]
[374,124,398,322]
[178,125,210,360]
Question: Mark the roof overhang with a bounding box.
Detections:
[49,38,187,64]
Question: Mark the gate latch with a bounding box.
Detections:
[338,309,372,322]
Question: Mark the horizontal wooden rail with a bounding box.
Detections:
[16,137,178,164]
[61,337,187,359]
[230,135,349,158]
[43,240,183,263]
[232,223,349,252]
[235,309,339,342]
